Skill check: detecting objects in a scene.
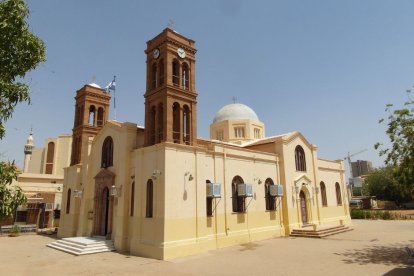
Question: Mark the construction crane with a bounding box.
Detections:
[344,149,367,178]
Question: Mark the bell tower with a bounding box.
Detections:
[70,84,111,165]
[144,28,197,146]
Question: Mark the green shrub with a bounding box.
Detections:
[350,209,401,220]
[381,211,393,220]
[351,209,365,219]
[9,225,21,237]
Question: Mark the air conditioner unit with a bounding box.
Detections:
[45,203,54,210]
[269,184,284,197]
[237,183,253,197]
[207,183,221,198]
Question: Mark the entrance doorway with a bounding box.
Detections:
[93,169,115,237]
[299,191,308,224]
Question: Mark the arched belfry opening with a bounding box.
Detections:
[70,84,111,165]
[144,28,197,146]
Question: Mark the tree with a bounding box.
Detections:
[364,166,411,204]
[0,0,46,219]
[375,91,414,200]
[0,162,26,218]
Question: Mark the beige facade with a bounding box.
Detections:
[58,28,351,260]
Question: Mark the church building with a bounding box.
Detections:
[57,28,351,259]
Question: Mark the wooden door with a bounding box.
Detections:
[100,187,109,236]
[299,191,308,224]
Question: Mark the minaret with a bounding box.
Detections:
[23,129,34,173]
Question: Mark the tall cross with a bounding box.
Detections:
[232,96,237,104]
[168,19,175,29]
[91,75,96,82]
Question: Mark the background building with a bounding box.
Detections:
[1,131,72,228]
[351,160,373,178]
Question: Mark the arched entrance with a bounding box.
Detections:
[299,191,308,224]
[93,169,115,237]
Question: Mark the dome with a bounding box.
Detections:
[213,103,259,123]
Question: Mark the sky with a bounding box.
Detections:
[1,0,414,177]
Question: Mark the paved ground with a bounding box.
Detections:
[1,220,413,276]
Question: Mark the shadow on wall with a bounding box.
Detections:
[335,242,413,266]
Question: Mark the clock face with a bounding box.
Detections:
[177,48,186,58]
[153,48,160,59]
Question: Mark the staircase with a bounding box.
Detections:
[290,225,353,238]
[47,236,115,255]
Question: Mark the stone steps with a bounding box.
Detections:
[290,225,353,238]
[47,236,115,255]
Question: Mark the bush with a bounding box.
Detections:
[9,225,21,237]
[350,209,396,220]
[381,211,393,220]
[351,209,364,219]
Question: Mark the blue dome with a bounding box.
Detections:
[213,103,259,123]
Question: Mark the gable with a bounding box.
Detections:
[283,131,315,150]
[294,174,312,186]
[94,168,116,181]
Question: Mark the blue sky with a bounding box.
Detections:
[1,0,414,176]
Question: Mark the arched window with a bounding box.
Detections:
[88,105,96,126]
[151,63,157,89]
[320,182,327,207]
[101,136,114,168]
[157,103,163,143]
[172,60,179,86]
[130,182,135,217]
[172,102,180,143]
[206,180,213,217]
[45,142,55,174]
[158,59,164,86]
[182,63,189,90]
[146,179,153,218]
[265,178,276,211]
[183,105,190,145]
[335,182,342,205]
[66,188,71,214]
[149,106,156,145]
[97,107,104,126]
[295,145,306,171]
[232,175,245,213]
